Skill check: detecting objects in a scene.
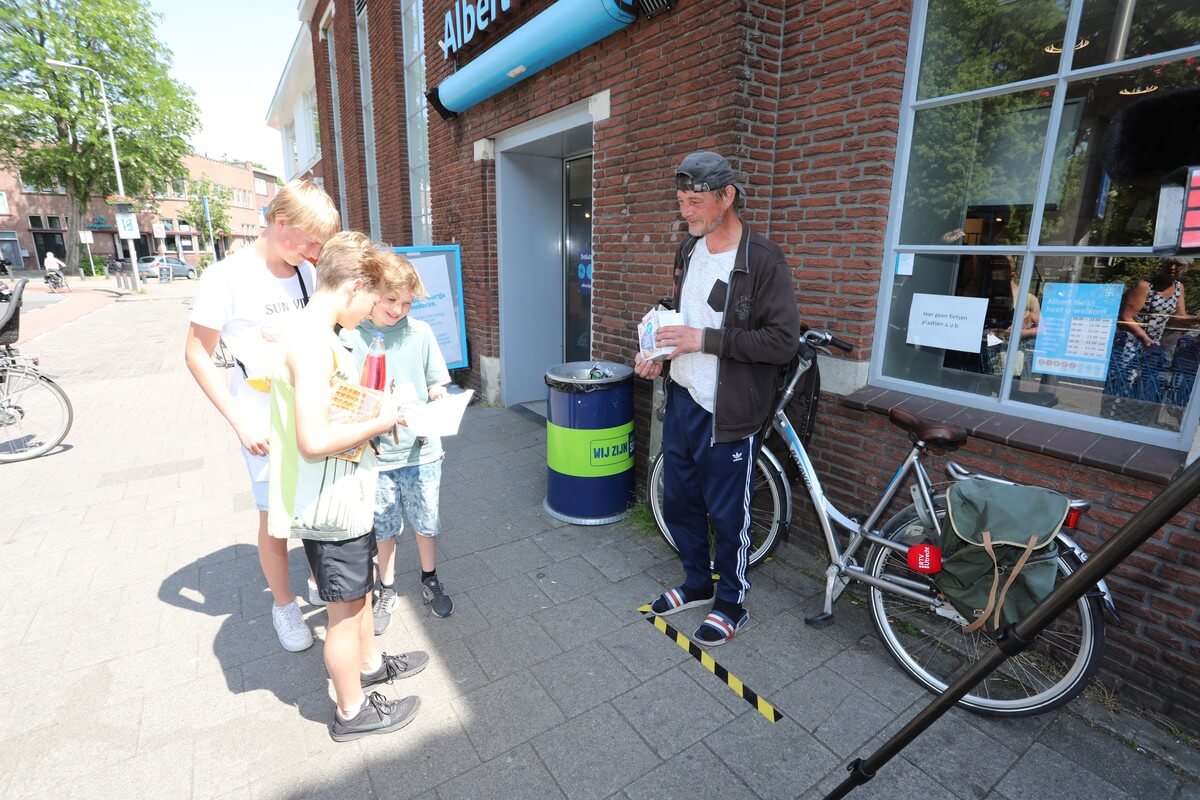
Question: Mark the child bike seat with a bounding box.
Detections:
[888,408,967,451]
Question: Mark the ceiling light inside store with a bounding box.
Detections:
[1118,84,1160,95]
[1043,38,1090,54]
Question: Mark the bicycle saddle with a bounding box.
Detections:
[888,407,967,450]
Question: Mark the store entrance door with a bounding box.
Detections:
[564,155,593,363]
[496,111,593,406]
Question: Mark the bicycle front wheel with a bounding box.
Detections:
[865,506,1105,717]
[0,368,73,462]
[648,447,787,569]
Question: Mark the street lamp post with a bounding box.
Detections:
[45,58,141,291]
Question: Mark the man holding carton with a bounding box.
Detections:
[634,151,801,646]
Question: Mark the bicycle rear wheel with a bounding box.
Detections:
[865,505,1104,716]
[0,368,73,462]
[648,447,787,568]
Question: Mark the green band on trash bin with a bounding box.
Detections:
[546,421,634,478]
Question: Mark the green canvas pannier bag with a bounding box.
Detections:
[939,478,1069,633]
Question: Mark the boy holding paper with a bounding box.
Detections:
[343,251,454,632]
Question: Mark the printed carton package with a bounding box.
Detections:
[638,307,685,361]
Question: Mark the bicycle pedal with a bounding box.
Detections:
[804,611,835,628]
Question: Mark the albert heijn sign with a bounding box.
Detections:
[439,0,520,59]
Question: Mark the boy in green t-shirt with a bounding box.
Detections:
[344,252,453,633]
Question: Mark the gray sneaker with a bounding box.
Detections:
[330,692,420,742]
[373,586,398,635]
[361,651,430,687]
[422,576,453,618]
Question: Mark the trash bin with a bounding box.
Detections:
[544,361,635,525]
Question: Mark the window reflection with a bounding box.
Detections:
[1041,60,1200,247]
[917,0,1066,100]
[900,89,1049,245]
[1009,256,1200,431]
[1073,0,1200,69]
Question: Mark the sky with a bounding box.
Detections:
[148,0,302,176]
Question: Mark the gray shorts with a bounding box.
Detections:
[374,460,442,540]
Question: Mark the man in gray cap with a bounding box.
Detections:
[634,151,801,646]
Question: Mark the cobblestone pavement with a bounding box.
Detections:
[3,284,1198,799]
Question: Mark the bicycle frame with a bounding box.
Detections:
[768,333,1117,623]
[770,344,946,620]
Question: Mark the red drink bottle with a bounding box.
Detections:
[361,332,387,390]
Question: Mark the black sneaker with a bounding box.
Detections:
[422,576,454,618]
[330,692,420,742]
[361,651,430,687]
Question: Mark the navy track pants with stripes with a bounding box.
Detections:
[661,384,755,605]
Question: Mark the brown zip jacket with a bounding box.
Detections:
[666,222,802,443]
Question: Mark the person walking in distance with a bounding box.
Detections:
[636,151,801,646]
[183,178,340,652]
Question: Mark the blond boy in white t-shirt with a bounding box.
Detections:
[183,179,339,652]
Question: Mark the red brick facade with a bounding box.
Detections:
[304,0,1200,728]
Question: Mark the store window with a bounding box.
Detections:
[0,231,20,267]
[356,5,382,241]
[401,0,432,245]
[876,0,1200,447]
[180,236,195,252]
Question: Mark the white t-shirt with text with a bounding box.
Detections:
[190,247,314,478]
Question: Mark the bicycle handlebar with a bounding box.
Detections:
[802,329,854,354]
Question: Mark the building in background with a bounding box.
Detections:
[291,0,1200,728]
[0,154,278,270]
[266,26,324,188]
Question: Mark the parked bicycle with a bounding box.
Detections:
[0,279,73,462]
[650,328,1114,716]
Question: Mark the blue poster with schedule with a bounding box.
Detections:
[1032,283,1124,380]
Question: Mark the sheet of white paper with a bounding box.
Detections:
[896,253,915,276]
[905,293,989,353]
[402,390,474,437]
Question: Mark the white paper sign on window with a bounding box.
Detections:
[905,293,989,353]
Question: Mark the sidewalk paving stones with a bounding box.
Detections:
[1,281,1197,799]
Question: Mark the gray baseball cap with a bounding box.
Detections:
[675,151,745,196]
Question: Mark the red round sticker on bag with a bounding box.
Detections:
[907,543,942,574]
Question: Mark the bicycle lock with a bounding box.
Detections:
[822,454,1200,800]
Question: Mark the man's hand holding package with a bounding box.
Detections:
[657,325,703,358]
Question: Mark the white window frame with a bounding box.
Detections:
[872,0,1200,449]
[322,8,351,229]
[400,0,432,245]
[356,5,381,241]
[0,192,9,215]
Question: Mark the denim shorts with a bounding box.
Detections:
[374,460,442,540]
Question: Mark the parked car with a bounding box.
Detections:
[137,256,196,280]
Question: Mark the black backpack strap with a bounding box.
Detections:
[293,264,310,306]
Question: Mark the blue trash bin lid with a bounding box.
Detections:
[545,361,633,392]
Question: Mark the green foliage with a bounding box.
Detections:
[79,253,106,276]
[198,253,213,271]
[0,0,199,272]
[182,175,231,252]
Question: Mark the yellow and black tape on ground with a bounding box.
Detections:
[637,604,782,723]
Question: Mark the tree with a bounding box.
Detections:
[0,0,198,274]
[182,175,231,256]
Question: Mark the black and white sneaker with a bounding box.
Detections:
[422,576,454,618]
[361,651,430,687]
[330,692,420,742]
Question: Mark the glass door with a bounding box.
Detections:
[564,155,593,363]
